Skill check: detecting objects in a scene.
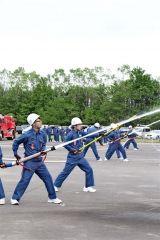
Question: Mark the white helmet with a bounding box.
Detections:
[110,123,118,129]
[27,113,40,126]
[71,117,82,126]
[94,122,100,128]
[128,125,132,129]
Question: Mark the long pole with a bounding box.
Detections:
[3,108,160,168]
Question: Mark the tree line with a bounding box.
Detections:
[0,65,160,127]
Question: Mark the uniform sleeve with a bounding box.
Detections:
[80,129,88,136]
[106,132,114,142]
[42,132,47,151]
[86,127,99,138]
[12,133,27,156]
[64,132,75,152]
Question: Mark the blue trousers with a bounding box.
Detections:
[0,178,5,199]
[54,157,94,188]
[116,149,121,158]
[54,134,59,142]
[106,143,127,160]
[124,139,138,149]
[47,134,52,142]
[12,162,56,201]
[83,141,100,160]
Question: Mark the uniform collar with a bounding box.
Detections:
[31,128,41,135]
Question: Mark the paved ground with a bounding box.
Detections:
[0,140,160,240]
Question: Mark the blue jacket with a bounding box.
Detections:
[64,129,85,161]
[127,130,138,138]
[12,128,47,161]
[85,126,99,141]
[46,127,52,135]
[106,130,123,143]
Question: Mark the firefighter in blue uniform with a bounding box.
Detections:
[54,117,96,193]
[46,126,52,142]
[60,127,65,142]
[10,113,62,205]
[123,125,139,150]
[83,123,102,161]
[53,127,60,142]
[104,123,128,161]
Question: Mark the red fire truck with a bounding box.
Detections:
[0,114,16,140]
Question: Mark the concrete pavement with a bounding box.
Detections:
[0,141,160,240]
